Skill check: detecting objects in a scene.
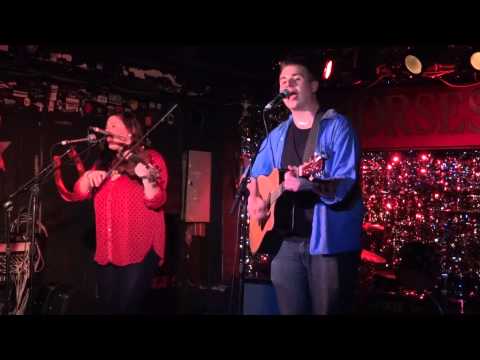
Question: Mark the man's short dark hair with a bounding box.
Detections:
[278,53,321,81]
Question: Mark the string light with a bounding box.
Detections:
[362,150,480,299]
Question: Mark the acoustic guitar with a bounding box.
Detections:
[249,155,326,254]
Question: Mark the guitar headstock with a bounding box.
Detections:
[298,153,326,179]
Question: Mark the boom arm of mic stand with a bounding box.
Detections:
[229,165,251,215]
[3,148,68,203]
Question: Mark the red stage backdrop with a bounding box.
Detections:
[338,83,480,150]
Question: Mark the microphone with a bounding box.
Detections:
[60,134,98,146]
[89,127,128,142]
[264,89,291,110]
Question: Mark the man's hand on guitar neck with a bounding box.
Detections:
[284,166,337,198]
[284,166,316,192]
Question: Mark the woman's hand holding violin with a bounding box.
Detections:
[134,162,159,183]
[121,148,160,183]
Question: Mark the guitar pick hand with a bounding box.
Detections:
[246,177,269,221]
[247,195,269,221]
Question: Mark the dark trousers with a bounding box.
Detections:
[270,237,360,315]
[96,250,158,314]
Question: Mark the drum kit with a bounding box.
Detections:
[359,219,480,314]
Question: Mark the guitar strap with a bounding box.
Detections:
[302,108,337,162]
[302,109,323,162]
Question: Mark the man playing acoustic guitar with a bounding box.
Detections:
[247,53,365,315]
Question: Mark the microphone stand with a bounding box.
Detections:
[230,126,265,315]
[1,141,100,315]
[2,200,13,314]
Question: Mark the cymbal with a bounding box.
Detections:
[361,249,387,264]
[362,223,385,232]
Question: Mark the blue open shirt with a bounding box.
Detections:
[251,109,365,255]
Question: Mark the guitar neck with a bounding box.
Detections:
[263,156,324,206]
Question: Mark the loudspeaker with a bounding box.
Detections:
[181,150,211,222]
[243,280,280,315]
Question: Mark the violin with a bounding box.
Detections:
[112,139,160,183]
[98,104,177,188]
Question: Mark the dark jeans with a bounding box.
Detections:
[270,237,360,315]
[96,249,158,314]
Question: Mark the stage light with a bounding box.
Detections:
[322,59,334,80]
[403,46,472,78]
[470,52,480,71]
[404,53,455,78]
[405,54,422,75]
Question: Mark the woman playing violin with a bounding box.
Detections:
[74,112,168,314]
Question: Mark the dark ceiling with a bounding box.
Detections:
[43,42,479,78]
[42,43,360,79]
[33,43,385,99]
[7,43,480,103]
